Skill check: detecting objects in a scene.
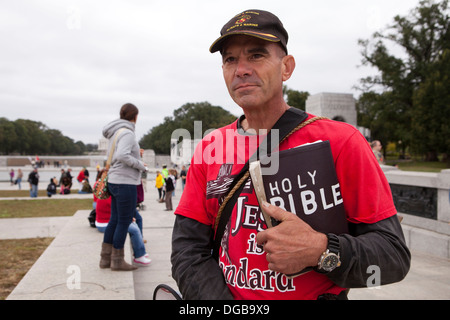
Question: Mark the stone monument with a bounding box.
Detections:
[305,92,357,126]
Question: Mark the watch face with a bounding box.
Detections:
[322,254,340,271]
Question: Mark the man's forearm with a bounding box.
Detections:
[327,215,411,288]
[171,215,234,300]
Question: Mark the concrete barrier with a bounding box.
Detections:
[383,167,450,258]
[0,216,71,240]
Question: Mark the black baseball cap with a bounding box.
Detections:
[209,9,289,54]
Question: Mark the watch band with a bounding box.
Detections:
[315,233,341,273]
[327,233,340,255]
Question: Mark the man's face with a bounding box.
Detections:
[375,142,382,151]
[221,35,288,111]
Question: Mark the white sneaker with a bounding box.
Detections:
[134,255,151,266]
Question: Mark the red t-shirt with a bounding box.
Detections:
[175,113,397,300]
[94,196,111,224]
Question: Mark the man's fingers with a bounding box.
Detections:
[261,201,290,222]
[257,201,310,246]
[256,202,288,246]
[256,202,328,275]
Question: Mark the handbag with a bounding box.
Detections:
[93,128,125,200]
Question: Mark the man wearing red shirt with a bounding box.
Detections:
[171,9,410,300]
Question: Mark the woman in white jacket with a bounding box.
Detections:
[99,103,147,271]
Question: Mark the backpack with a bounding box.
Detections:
[165,177,174,192]
[87,209,96,228]
[47,183,56,193]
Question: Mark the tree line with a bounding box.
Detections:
[139,102,237,154]
[0,118,96,155]
[356,0,449,161]
[2,1,447,162]
[140,2,449,162]
[138,90,309,155]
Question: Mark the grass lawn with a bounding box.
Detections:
[0,189,80,198]
[385,156,449,173]
[0,198,93,218]
[0,196,92,299]
[0,237,54,300]
[395,161,449,172]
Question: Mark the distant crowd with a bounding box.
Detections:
[9,166,93,198]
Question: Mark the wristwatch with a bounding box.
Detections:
[316,233,341,273]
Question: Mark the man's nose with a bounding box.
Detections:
[235,59,252,78]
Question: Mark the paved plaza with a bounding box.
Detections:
[1,172,449,300]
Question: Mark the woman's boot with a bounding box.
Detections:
[99,242,112,269]
[111,247,137,271]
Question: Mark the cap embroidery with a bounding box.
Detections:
[227,14,259,33]
[235,14,251,24]
[210,10,287,54]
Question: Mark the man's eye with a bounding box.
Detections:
[251,54,263,60]
[224,56,236,63]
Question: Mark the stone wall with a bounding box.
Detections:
[3,156,104,168]
[382,166,450,258]
[0,150,160,170]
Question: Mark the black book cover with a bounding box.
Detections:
[250,140,348,235]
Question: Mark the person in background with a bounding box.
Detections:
[155,171,164,202]
[77,167,86,189]
[28,167,39,198]
[9,169,14,185]
[15,169,23,190]
[164,169,176,211]
[180,166,187,191]
[57,169,66,187]
[160,165,169,202]
[60,174,72,194]
[66,168,73,183]
[78,178,93,194]
[99,103,147,271]
[47,177,57,197]
[172,168,178,197]
[140,149,148,193]
[94,194,151,266]
[371,140,385,164]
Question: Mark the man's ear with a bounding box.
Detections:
[281,55,296,82]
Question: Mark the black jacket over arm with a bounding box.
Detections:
[171,214,410,300]
[171,215,234,300]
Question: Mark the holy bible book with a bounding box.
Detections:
[249,140,349,276]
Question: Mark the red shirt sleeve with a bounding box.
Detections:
[333,129,397,224]
[175,140,212,226]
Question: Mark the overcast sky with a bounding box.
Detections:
[0,0,420,145]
